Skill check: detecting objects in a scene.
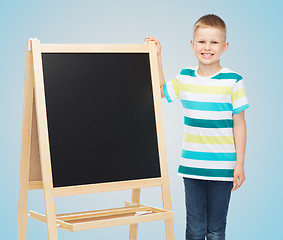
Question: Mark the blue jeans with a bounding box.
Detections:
[183,177,233,240]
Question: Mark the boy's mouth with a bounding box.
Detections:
[201,53,214,56]
[201,53,214,58]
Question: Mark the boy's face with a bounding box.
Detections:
[190,27,229,66]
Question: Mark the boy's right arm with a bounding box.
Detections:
[144,36,165,99]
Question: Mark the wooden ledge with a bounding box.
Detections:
[28,204,173,231]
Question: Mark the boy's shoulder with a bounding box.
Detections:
[178,66,197,77]
[216,67,244,82]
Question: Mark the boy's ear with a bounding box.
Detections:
[222,42,229,53]
[190,40,194,50]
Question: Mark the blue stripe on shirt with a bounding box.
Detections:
[180,100,233,111]
[163,83,172,103]
[181,150,237,161]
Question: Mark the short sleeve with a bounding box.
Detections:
[231,78,249,114]
[162,73,181,103]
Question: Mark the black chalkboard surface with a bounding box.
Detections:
[41,53,161,188]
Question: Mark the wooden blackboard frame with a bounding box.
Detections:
[17,39,175,240]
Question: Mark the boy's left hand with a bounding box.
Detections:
[232,165,245,191]
[144,36,161,55]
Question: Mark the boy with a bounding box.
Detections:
[144,14,249,240]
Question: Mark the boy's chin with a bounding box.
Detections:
[197,58,220,66]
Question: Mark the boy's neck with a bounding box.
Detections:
[197,62,223,77]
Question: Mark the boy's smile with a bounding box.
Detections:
[191,27,229,70]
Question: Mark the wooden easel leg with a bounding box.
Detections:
[31,39,58,240]
[44,200,58,240]
[17,177,29,240]
[129,188,141,240]
[161,184,175,240]
[31,39,59,240]
[165,218,175,240]
[17,44,34,240]
[17,140,31,240]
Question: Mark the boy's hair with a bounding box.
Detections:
[193,14,227,41]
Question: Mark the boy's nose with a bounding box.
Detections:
[204,44,211,50]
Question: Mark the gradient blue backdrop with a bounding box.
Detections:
[1,0,282,239]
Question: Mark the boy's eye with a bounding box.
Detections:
[199,41,205,43]
[212,41,218,44]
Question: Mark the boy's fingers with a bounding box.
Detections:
[234,182,241,191]
[144,36,159,44]
[232,176,244,191]
[232,183,239,191]
[232,177,238,191]
[144,36,153,41]
[233,177,238,187]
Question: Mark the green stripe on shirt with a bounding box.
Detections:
[180,68,196,77]
[178,165,234,178]
[211,72,243,81]
[184,116,233,128]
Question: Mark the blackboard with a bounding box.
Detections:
[41,53,161,188]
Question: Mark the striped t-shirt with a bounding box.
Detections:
[163,66,249,181]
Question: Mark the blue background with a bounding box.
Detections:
[1,0,282,239]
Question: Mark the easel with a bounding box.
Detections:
[17,39,175,240]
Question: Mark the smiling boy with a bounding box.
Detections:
[145,14,249,240]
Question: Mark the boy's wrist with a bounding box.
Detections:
[235,161,245,168]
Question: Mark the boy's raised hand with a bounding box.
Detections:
[144,36,161,55]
